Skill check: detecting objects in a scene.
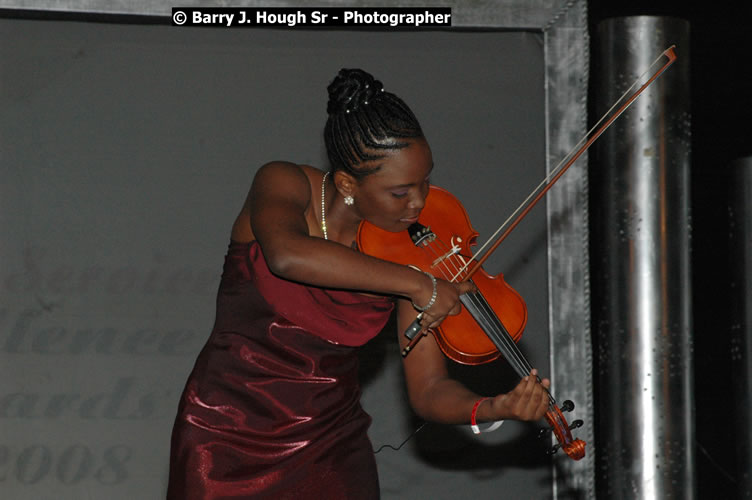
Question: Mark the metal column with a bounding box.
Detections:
[591,17,694,499]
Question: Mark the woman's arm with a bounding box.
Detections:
[246,162,473,322]
[397,298,550,425]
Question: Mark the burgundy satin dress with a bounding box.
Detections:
[167,240,394,499]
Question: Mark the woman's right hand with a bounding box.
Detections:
[410,273,476,331]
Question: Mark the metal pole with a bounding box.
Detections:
[730,157,752,499]
[592,16,694,499]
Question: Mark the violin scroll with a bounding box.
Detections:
[543,402,586,460]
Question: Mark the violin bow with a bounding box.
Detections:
[462,45,677,280]
[403,45,677,354]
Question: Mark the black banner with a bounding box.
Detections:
[171,7,452,28]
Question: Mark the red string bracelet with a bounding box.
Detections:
[470,397,504,435]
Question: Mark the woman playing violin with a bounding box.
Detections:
[167,68,551,499]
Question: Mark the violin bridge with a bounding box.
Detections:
[431,244,461,268]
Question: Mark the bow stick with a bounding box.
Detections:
[405,45,677,347]
[462,45,677,280]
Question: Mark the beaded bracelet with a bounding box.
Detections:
[470,397,505,435]
[409,266,437,312]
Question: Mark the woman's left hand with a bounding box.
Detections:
[484,369,550,421]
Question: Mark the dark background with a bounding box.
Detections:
[589,2,752,498]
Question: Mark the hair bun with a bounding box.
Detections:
[327,68,384,115]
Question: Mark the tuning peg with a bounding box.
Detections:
[570,419,584,429]
[546,444,561,455]
[561,400,575,412]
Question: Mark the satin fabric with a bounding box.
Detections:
[168,240,394,499]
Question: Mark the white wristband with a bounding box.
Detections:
[471,420,505,435]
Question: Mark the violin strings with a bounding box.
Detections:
[433,243,532,374]
[422,238,521,366]
[467,290,557,406]
[420,236,559,406]
[420,237,556,405]
[466,293,530,374]
[424,236,464,281]
[463,293,531,377]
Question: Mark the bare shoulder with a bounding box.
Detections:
[232,162,318,243]
[251,161,313,205]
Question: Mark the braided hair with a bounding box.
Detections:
[324,68,424,178]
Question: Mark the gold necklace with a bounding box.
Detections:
[320,172,329,240]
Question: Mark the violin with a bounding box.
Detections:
[357,185,587,461]
[356,45,678,462]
